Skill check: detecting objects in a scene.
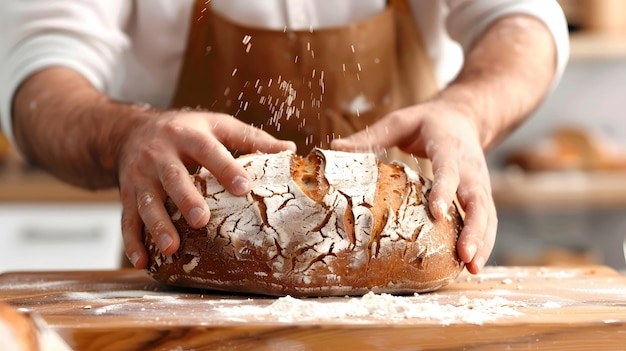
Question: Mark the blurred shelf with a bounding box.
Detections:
[491,169,626,210]
[0,159,119,203]
[570,32,626,60]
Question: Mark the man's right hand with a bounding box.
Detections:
[12,67,295,269]
[117,109,296,268]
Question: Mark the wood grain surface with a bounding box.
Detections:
[1,266,625,351]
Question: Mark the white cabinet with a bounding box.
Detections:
[0,204,124,273]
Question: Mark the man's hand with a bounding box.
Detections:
[12,67,295,269]
[331,100,495,274]
[117,110,295,268]
[333,14,558,274]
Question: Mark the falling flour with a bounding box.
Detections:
[216,292,524,325]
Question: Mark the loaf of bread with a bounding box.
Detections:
[0,302,73,351]
[506,126,626,172]
[144,149,464,297]
[0,302,38,351]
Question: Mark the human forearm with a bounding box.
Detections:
[13,67,139,189]
[438,14,558,151]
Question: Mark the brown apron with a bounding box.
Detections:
[171,0,439,170]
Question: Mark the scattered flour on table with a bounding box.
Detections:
[216,292,524,325]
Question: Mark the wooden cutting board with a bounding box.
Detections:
[1,266,625,351]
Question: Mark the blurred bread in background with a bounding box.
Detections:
[506,126,626,172]
[559,0,626,34]
[503,246,599,267]
[0,302,73,351]
[0,302,38,351]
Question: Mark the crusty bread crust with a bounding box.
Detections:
[144,149,464,297]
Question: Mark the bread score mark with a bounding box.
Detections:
[144,149,464,296]
[366,162,406,259]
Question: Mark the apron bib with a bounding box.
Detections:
[172,0,438,170]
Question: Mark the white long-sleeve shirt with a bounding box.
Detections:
[0,0,569,148]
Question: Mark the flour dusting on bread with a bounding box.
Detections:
[145,148,464,296]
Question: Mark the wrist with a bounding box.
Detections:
[94,101,154,182]
[12,67,152,189]
[433,15,557,152]
[432,85,489,148]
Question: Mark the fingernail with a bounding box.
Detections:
[189,207,205,227]
[231,175,250,195]
[158,234,174,252]
[129,251,141,267]
[474,255,486,270]
[436,200,448,219]
[467,243,478,261]
[283,140,297,151]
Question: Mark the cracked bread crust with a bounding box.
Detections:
[144,149,464,297]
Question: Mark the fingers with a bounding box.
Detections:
[120,155,206,269]
[119,111,296,269]
[120,184,147,269]
[331,112,408,152]
[455,180,497,274]
[217,120,296,154]
[179,131,252,195]
[471,204,497,273]
[330,104,498,274]
[427,147,496,275]
[134,181,180,256]
[427,139,460,221]
[158,161,210,229]
[120,152,182,263]
[171,113,295,196]
[414,120,495,274]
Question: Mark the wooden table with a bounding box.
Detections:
[1,266,626,351]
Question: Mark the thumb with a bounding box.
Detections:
[331,119,403,152]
